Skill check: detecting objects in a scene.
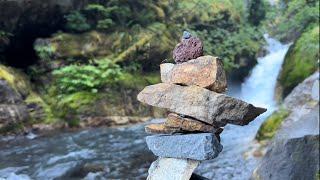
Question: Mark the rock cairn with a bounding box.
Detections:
[137,32,267,180]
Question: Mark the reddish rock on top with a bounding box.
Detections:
[173,36,204,63]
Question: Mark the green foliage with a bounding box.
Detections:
[248,0,267,26]
[271,0,319,41]
[65,11,91,32]
[278,25,319,98]
[52,58,123,94]
[97,19,114,30]
[34,44,56,61]
[256,108,290,141]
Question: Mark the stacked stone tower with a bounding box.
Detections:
[137,32,266,180]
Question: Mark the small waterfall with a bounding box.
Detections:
[0,35,292,180]
[241,34,291,114]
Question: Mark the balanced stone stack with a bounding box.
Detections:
[137,32,266,180]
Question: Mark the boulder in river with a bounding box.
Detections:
[147,157,199,180]
[160,56,227,92]
[146,133,222,160]
[137,83,266,126]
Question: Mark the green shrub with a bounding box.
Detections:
[248,0,267,26]
[256,108,290,141]
[34,44,56,61]
[272,0,319,41]
[97,19,114,30]
[52,58,123,94]
[278,25,319,98]
[65,11,91,32]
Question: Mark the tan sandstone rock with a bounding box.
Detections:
[137,83,266,126]
[145,123,181,134]
[161,56,227,92]
[165,113,217,132]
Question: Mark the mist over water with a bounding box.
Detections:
[0,35,291,180]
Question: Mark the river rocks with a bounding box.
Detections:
[252,135,319,180]
[138,83,266,126]
[173,36,203,63]
[146,133,223,161]
[147,158,199,180]
[160,56,227,92]
[140,33,266,179]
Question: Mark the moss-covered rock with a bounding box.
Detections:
[256,108,290,141]
[0,64,54,127]
[276,25,319,100]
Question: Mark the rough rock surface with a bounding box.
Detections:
[283,71,319,109]
[146,133,223,160]
[165,113,217,133]
[252,135,319,180]
[161,56,227,92]
[147,158,199,180]
[0,80,29,128]
[138,83,266,126]
[173,37,203,63]
[145,123,181,134]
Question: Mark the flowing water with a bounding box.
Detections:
[0,35,290,180]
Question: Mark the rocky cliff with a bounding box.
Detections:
[253,71,319,180]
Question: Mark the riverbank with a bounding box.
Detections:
[0,34,289,179]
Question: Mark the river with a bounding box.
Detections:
[0,35,290,180]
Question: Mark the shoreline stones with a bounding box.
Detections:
[137,32,266,179]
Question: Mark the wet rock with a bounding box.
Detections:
[146,133,222,160]
[145,123,181,134]
[161,56,227,92]
[137,83,266,126]
[147,158,199,180]
[252,135,319,180]
[173,37,203,63]
[165,113,217,133]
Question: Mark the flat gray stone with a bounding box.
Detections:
[137,83,266,126]
[146,133,223,161]
[147,158,199,180]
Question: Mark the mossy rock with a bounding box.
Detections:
[0,64,32,97]
[277,25,319,99]
[256,108,290,141]
[0,64,54,123]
